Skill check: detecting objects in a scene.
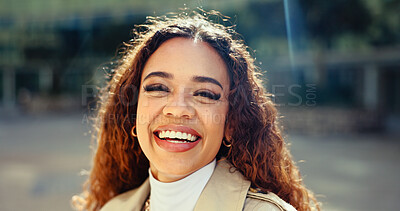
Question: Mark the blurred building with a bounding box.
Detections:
[0,0,399,133]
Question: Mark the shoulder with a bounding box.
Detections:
[244,188,297,211]
[213,159,297,211]
[100,188,139,211]
[100,179,150,211]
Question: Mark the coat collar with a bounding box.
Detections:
[193,158,251,211]
[101,159,250,211]
[103,178,150,211]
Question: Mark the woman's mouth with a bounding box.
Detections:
[155,130,199,143]
[153,126,202,152]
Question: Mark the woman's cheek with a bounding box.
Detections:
[137,94,152,126]
[137,96,165,125]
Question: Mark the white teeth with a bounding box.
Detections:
[169,131,176,139]
[167,139,189,143]
[176,132,182,139]
[157,130,199,142]
[159,131,165,138]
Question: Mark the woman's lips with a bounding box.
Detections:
[153,125,201,152]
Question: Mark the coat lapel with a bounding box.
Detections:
[194,159,251,211]
[102,159,250,211]
[128,178,150,211]
[100,178,150,211]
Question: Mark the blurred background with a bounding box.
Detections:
[0,0,399,210]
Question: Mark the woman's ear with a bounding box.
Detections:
[224,124,234,140]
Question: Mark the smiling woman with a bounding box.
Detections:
[72,10,320,211]
[137,38,230,183]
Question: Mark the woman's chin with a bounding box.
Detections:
[150,160,198,182]
[152,168,193,182]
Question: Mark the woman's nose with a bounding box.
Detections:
[162,90,195,119]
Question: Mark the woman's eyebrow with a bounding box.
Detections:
[143,72,223,90]
[143,71,173,81]
[192,76,223,90]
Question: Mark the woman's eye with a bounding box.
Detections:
[143,84,169,92]
[194,90,221,101]
[143,84,170,97]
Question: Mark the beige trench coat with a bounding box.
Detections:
[101,159,296,211]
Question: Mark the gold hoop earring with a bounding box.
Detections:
[223,137,231,148]
[131,125,137,137]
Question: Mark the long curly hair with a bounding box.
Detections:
[73,10,320,211]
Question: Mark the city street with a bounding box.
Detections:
[1,113,399,211]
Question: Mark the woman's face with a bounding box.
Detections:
[136,37,230,182]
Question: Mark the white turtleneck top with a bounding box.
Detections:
[148,159,216,211]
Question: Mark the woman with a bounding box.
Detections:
[73,10,320,211]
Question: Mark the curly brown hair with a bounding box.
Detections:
[72,10,320,211]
